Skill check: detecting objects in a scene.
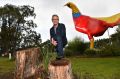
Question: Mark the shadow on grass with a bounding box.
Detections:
[0,72,14,79]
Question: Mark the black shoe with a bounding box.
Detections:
[61,56,65,59]
[56,56,65,60]
[56,56,62,60]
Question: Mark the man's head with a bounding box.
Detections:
[52,14,59,26]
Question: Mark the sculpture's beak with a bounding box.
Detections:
[64,3,68,6]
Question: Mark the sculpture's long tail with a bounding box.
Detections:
[94,13,120,27]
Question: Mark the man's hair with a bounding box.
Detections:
[52,14,59,20]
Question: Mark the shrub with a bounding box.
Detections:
[84,48,113,57]
[101,44,120,56]
[64,37,87,57]
[111,48,120,56]
[84,44,120,57]
[84,49,97,57]
[101,48,113,57]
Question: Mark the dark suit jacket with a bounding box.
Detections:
[50,23,67,47]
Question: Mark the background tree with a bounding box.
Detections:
[111,25,120,46]
[0,4,41,55]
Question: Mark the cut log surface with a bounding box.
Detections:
[48,58,73,79]
[15,47,41,79]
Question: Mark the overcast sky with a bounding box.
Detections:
[0,0,120,42]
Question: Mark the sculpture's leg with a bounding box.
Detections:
[88,34,94,49]
[90,38,94,49]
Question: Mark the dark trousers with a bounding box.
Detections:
[55,36,64,57]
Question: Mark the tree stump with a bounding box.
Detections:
[15,47,42,79]
[48,58,73,79]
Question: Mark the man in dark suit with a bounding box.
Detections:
[50,14,67,59]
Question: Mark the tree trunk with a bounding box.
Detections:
[48,58,73,79]
[15,47,42,79]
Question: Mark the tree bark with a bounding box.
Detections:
[48,58,73,79]
[15,47,42,79]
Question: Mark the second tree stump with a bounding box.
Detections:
[48,58,73,79]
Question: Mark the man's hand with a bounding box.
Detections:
[51,38,57,46]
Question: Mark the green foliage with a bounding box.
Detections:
[39,40,56,79]
[84,44,120,57]
[94,38,110,49]
[111,28,120,45]
[64,37,87,56]
[40,40,55,70]
[84,48,114,57]
[84,49,98,57]
[103,44,120,56]
[0,4,41,55]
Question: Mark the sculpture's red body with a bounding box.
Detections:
[73,15,115,40]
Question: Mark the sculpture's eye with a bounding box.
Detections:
[68,4,71,8]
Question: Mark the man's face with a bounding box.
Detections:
[52,16,59,25]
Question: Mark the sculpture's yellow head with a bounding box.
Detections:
[65,2,80,13]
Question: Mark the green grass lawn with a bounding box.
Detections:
[0,57,15,75]
[0,56,120,79]
[70,57,120,79]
